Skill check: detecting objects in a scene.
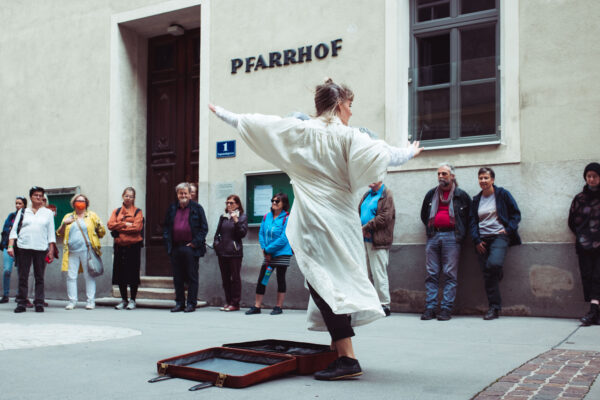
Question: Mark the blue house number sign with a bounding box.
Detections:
[217,140,236,158]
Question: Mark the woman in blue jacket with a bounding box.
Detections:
[470,167,521,320]
[1,197,27,303]
[246,192,293,315]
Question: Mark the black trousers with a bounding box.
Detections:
[16,249,46,306]
[578,248,600,302]
[218,257,242,306]
[477,235,509,310]
[255,264,287,295]
[307,282,354,342]
[170,245,199,306]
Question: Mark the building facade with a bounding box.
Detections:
[1,0,598,317]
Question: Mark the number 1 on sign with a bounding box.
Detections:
[223,143,228,152]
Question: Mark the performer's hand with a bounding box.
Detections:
[208,104,216,113]
[411,141,425,157]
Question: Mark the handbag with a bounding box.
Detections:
[75,218,104,277]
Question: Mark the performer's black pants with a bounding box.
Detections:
[307,282,355,342]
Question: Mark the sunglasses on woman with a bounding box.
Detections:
[271,199,280,204]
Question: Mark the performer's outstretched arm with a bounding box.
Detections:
[387,141,424,166]
[210,104,239,128]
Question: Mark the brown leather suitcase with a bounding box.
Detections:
[155,347,297,389]
[222,339,338,375]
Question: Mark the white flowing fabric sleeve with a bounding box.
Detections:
[386,145,416,167]
[214,106,240,128]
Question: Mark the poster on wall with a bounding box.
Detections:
[254,185,273,217]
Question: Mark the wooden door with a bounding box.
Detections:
[145,29,199,276]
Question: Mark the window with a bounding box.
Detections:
[410,0,499,147]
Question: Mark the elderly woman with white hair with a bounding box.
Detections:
[56,194,106,310]
[162,182,208,313]
[209,78,423,380]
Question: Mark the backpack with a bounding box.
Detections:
[114,207,145,247]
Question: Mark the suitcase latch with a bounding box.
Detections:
[215,373,227,387]
[158,363,168,376]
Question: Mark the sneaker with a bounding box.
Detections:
[220,304,229,311]
[224,305,239,312]
[115,300,127,310]
[35,304,44,313]
[184,304,196,313]
[14,305,26,313]
[483,308,499,320]
[85,302,95,310]
[245,306,261,315]
[437,309,452,321]
[65,303,76,310]
[26,299,34,308]
[580,304,599,326]
[196,300,208,308]
[382,305,391,317]
[420,308,436,320]
[270,306,283,315]
[0,296,9,303]
[126,300,136,310]
[314,356,363,380]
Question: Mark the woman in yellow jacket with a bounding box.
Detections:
[56,194,106,310]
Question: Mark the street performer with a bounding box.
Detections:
[209,78,423,380]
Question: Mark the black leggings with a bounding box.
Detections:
[119,284,138,301]
[307,282,355,342]
[255,264,287,295]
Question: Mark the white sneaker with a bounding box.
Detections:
[126,300,136,310]
[115,301,127,310]
[85,302,95,310]
[65,303,76,310]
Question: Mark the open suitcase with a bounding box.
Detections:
[149,340,337,390]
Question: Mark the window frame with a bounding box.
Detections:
[409,0,500,148]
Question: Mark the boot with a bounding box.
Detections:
[580,304,599,326]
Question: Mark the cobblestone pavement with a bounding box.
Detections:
[0,322,141,351]
[474,349,600,400]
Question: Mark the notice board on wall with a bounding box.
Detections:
[245,172,294,226]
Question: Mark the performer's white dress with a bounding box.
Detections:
[219,110,414,331]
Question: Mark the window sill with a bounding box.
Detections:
[422,140,501,151]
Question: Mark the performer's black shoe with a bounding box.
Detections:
[14,305,26,313]
[437,309,452,321]
[483,308,499,320]
[420,308,436,320]
[270,306,283,315]
[314,356,362,381]
[245,306,261,315]
[382,305,391,317]
[35,304,44,313]
[170,304,185,313]
[580,304,599,326]
[183,304,196,313]
[0,296,8,303]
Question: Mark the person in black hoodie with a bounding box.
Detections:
[569,162,600,326]
[213,195,248,312]
[470,167,521,320]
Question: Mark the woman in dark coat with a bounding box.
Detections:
[569,162,600,326]
[214,195,248,312]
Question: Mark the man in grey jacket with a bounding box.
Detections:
[359,181,395,316]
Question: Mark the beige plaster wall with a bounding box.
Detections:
[0,0,165,234]
[519,0,600,162]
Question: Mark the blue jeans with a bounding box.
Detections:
[425,231,461,310]
[477,234,509,310]
[3,248,15,297]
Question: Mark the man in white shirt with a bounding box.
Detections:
[7,186,56,313]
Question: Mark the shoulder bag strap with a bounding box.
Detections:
[75,218,93,253]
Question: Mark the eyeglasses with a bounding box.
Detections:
[271,199,281,204]
[225,201,236,205]
[74,200,86,203]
